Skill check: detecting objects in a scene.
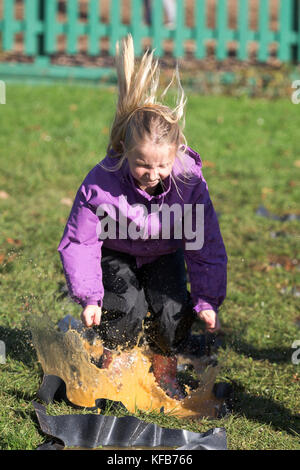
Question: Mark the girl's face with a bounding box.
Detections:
[124,141,176,194]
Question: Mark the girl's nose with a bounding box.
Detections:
[148,169,158,181]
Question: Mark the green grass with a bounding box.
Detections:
[0,83,299,450]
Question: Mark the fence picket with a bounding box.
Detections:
[131,0,144,57]
[195,0,206,59]
[258,0,269,62]
[237,0,249,60]
[174,0,185,58]
[296,0,300,61]
[152,0,164,57]
[24,0,39,55]
[216,0,228,60]
[278,0,292,61]
[44,0,56,54]
[88,0,100,55]
[3,0,15,51]
[66,0,78,54]
[110,0,122,56]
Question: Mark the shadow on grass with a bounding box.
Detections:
[194,329,293,364]
[230,382,300,438]
[222,333,292,364]
[0,326,37,367]
[202,332,299,437]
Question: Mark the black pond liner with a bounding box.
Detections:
[33,400,227,450]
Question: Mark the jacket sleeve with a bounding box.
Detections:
[57,182,104,308]
[183,179,227,314]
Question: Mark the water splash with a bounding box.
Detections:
[31,314,224,418]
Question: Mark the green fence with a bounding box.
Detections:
[0,0,299,82]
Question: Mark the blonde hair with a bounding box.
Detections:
[100,34,193,194]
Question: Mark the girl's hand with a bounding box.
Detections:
[81,305,102,327]
[196,309,220,333]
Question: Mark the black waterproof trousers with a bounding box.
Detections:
[95,247,196,356]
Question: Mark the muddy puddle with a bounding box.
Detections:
[31,316,224,418]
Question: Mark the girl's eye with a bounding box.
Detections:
[135,162,169,169]
[136,163,149,168]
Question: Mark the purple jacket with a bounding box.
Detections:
[57,146,227,314]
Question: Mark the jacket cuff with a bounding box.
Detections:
[193,301,218,314]
[80,298,103,308]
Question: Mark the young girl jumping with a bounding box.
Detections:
[57,34,227,400]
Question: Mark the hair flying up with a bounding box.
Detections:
[105,34,188,162]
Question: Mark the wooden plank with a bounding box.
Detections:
[237,0,249,60]
[0,61,116,82]
[216,0,228,60]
